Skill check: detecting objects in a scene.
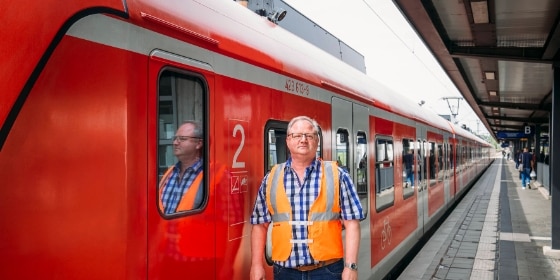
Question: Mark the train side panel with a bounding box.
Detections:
[0,0,127,131]
[366,116,422,278]
[0,34,147,279]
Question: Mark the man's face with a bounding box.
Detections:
[286,120,318,160]
[173,123,202,160]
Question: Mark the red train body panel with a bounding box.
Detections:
[0,0,492,279]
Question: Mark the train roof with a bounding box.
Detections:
[135,0,456,132]
[3,0,489,147]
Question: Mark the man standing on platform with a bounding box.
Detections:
[249,116,364,280]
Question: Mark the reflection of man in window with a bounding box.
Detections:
[159,121,204,214]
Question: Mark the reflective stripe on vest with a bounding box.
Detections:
[159,167,203,213]
[266,161,343,261]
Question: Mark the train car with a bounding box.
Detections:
[0,0,492,279]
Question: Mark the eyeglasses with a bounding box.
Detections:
[289,133,317,141]
[172,135,202,142]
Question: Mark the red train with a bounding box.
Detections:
[0,0,492,279]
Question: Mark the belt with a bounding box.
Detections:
[294,258,341,272]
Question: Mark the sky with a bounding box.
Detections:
[283,0,489,136]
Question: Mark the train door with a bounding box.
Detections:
[443,137,450,205]
[450,140,457,198]
[331,97,371,277]
[456,140,464,191]
[416,127,429,232]
[147,51,217,279]
[331,97,369,210]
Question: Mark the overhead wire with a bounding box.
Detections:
[361,0,489,135]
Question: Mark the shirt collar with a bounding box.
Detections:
[173,158,203,172]
[284,157,320,171]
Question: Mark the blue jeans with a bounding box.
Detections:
[521,168,531,187]
[273,259,344,280]
[406,168,414,186]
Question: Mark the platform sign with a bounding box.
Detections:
[497,126,535,139]
[501,142,510,148]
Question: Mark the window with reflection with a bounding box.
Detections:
[355,132,368,216]
[428,142,436,186]
[336,129,349,172]
[462,146,467,172]
[157,70,206,215]
[417,140,426,188]
[444,143,449,179]
[456,144,462,173]
[266,126,288,172]
[469,147,473,165]
[437,143,443,184]
[402,138,415,198]
[355,132,367,193]
[375,136,394,211]
[449,144,454,172]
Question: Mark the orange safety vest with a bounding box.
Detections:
[156,162,228,260]
[265,161,343,261]
[158,166,203,213]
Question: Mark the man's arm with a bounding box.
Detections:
[250,222,269,280]
[342,219,360,280]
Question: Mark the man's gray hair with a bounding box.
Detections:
[287,116,319,134]
[181,120,203,138]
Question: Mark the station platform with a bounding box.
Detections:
[398,157,560,280]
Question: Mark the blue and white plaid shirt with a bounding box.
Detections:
[161,159,203,214]
[250,158,364,268]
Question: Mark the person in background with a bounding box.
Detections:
[429,150,436,179]
[515,149,522,180]
[514,149,521,169]
[159,120,204,213]
[403,149,415,187]
[519,147,534,190]
[250,116,364,280]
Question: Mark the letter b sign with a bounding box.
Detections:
[524,126,532,135]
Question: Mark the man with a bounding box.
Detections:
[159,120,204,213]
[250,116,364,280]
[519,147,534,189]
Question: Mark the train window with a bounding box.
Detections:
[402,138,415,199]
[458,145,461,167]
[157,70,206,216]
[449,144,454,171]
[428,142,436,187]
[445,142,449,174]
[266,128,288,172]
[375,136,394,211]
[336,129,349,171]
[437,143,443,184]
[417,140,425,189]
[355,132,368,213]
[456,145,463,174]
[264,120,323,173]
[416,140,424,187]
[461,146,467,172]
